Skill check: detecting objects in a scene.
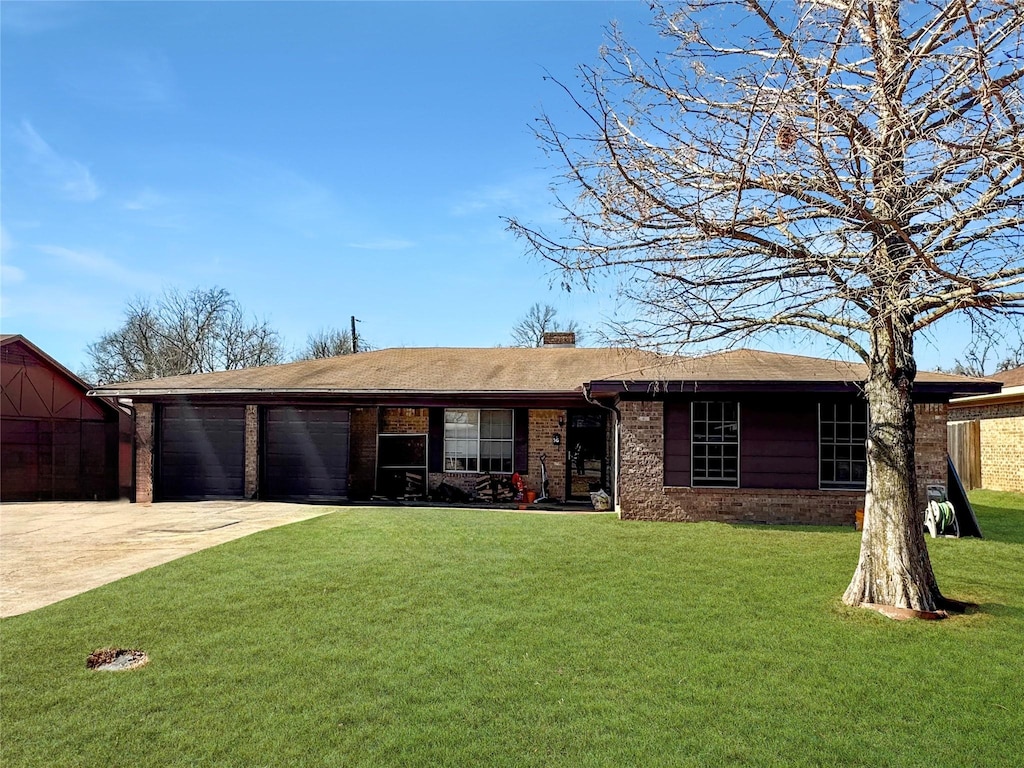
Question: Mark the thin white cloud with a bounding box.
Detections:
[35,244,156,288]
[64,50,178,110]
[448,175,561,224]
[0,2,79,35]
[346,239,416,251]
[450,184,523,217]
[1,263,27,285]
[0,224,13,255]
[18,120,101,202]
[122,188,167,211]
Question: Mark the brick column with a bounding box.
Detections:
[134,402,154,504]
[244,405,259,499]
[913,402,948,508]
[617,400,665,519]
[527,409,567,501]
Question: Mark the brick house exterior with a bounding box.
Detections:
[948,367,1024,493]
[617,399,949,525]
[91,344,995,525]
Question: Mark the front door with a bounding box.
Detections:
[565,410,607,500]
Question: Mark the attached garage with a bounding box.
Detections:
[157,405,245,500]
[262,406,350,501]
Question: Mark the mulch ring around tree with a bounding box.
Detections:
[861,597,977,621]
[86,648,149,671]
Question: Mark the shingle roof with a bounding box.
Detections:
[88,346,993,396]
[995,365,1024,388]
[599,348,990,386]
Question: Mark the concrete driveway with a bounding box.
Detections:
[0,500,335,618]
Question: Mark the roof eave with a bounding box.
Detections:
[87,387,589,401]
[589,379,1001,397]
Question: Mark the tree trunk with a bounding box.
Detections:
[843,333,943,613]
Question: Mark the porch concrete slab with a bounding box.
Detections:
[0,501,334,618]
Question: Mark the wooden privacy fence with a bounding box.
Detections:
[947,420,981,490]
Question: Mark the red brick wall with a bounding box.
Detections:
[244,405,259,499]
[617,399,949,526]
[526,409,566,501]
[349,407,378,499]
[914,403,948,505]
[380,407,429,434]
[134,402,154,504]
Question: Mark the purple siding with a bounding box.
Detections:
[740,398,818,489]
[663,396,821,490]
[664,402,691,486]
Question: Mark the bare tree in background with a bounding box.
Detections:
[507,0,1024,613]
[946,318,1024,376]
[297,327,356,359]
[511,302,585,347]
[86,286,284,384]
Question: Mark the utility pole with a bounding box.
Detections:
[351,315,358,354]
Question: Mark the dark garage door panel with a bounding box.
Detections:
[158,405,245,500]
[263,407,350,500]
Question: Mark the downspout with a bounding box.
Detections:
[583,383,621,514]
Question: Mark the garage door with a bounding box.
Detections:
[262,407,350,501]
[158,405,245,500]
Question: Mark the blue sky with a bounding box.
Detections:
[0,0,982,375]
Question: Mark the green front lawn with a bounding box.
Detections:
[2,492,1022,767]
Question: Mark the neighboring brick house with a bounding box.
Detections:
[1,335,132,501]
[89,337,996,525]
[947,366,1024,493]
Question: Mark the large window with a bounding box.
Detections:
[444,409,513,473]
[691,401,739,488]
[819,402,868,489]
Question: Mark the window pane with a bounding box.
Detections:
[445,409,478,426]
[444,408,514,473]
[480,410,512,439]
[443,410,480,473]
[819,401,868,489]
[691,401,739,487]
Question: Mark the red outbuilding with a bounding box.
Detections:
[1,335,132,501]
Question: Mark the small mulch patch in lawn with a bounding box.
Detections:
[86,648,149,672]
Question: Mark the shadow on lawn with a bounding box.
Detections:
[726,522,856,536]
[973,602,1024,620]
[970,510,1024,545]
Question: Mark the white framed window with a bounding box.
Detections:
[691,401,739,488]
[444,409,513,473]
[819,401,868,489]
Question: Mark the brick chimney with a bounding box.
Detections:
[542,331,576,347]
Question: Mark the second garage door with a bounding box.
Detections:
[262,407,350,501]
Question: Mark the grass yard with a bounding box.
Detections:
[2,492,1022,767]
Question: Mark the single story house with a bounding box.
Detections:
[89,335,997,525]
[947,366,1024,493]
[2,334,132,501]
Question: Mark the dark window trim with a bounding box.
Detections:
[442,408,515,474]
[818,401,868,491]
[690,400,740,489]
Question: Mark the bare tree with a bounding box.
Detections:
[944,317,1024,376]
[511,302,584,347]
[297,327,355,360]
[507,1,1024,613]
[86,286,284,384]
